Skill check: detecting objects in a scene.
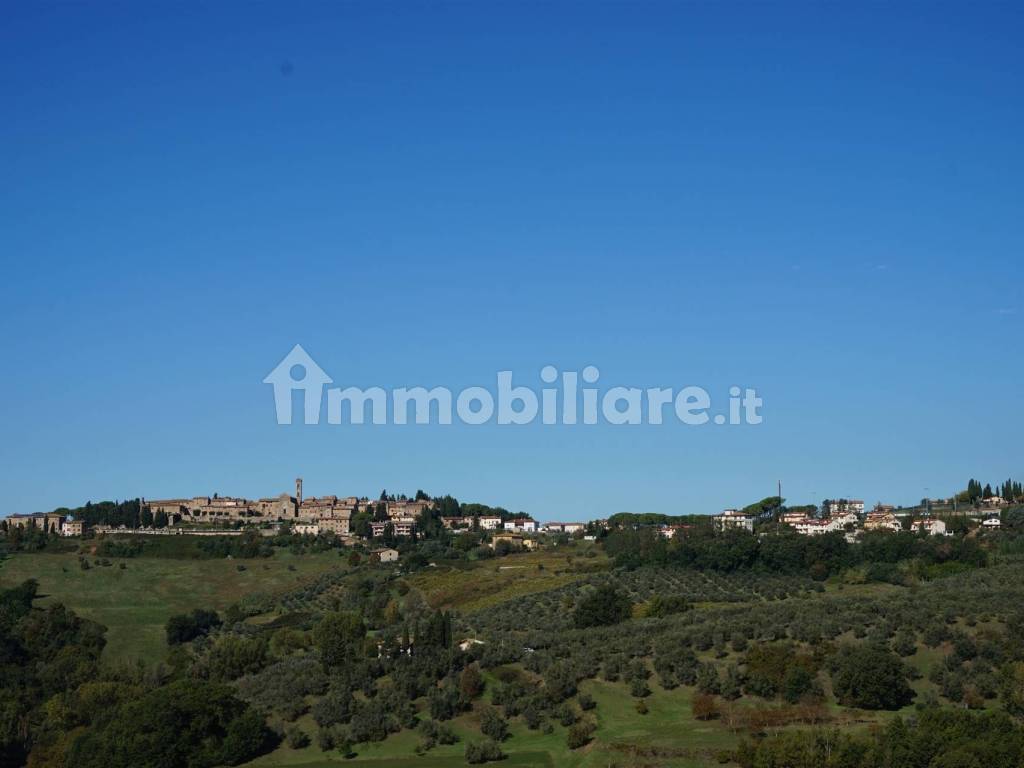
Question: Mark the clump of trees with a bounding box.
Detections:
[645,594,690,618]
[166,608,222,645]
[736,707,1024,767]
[67,680,274,768]
[0,580,274,768]
[604,524,988,580]
[573,585,632,628]
[828,643,915,710]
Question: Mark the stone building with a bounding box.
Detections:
[61,519,86,537]
[387,499,430,520]
[5,513,65,533]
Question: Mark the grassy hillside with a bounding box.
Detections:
[3,538,1022,768]
[408,546,609,612]
[0,546,344,660]
[243,677,740,768]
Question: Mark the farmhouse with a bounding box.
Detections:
[491,532,536,550]
[478,515,503,530]
[372,548,399,563]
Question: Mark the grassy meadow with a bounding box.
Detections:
[0,545,344,661]
[408,545,609,612]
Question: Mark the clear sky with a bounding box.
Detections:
[1,2,1021,521]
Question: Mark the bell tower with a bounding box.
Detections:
[296,477,303,506]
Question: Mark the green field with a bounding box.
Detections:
[408,546,609,612]
[0,547,344,661]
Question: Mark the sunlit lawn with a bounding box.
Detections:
[0,548,344,661]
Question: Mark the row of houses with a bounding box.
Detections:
[710,501,1003,539]
[2,507,588,543]
[438,516,585,535]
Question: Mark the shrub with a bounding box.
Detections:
[645,594,691,618]
[165,609,221,645]
[465,739,506,764]
[893,630,917,657]
[692,693,718,721]
[460,663,484,700]
[567,721,595,749]
[480,706,509,741]
[554,703,577,727]
[629,677,650,698]
[285,726,309,749]
[316,724,352,756]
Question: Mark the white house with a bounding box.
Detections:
[545,522,585,534]
[823,499,865,517]
[793,518,837,536]
[714,509,754,532]
[982,517,1001,529]
[912,518,948,536]
[294,523,320,536]
[503,517,537,533]
[831,512,860,529]
[658,524,691,539]
[864,512,901,532]
[479,515,503,530]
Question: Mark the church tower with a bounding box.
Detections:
[296,477,303,506]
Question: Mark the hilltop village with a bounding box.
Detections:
[1,478,1012,544]
[2,475,1023,768]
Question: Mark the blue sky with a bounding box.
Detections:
[1,3,1021,520]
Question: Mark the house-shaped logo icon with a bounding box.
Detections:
[263,344,333,424]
